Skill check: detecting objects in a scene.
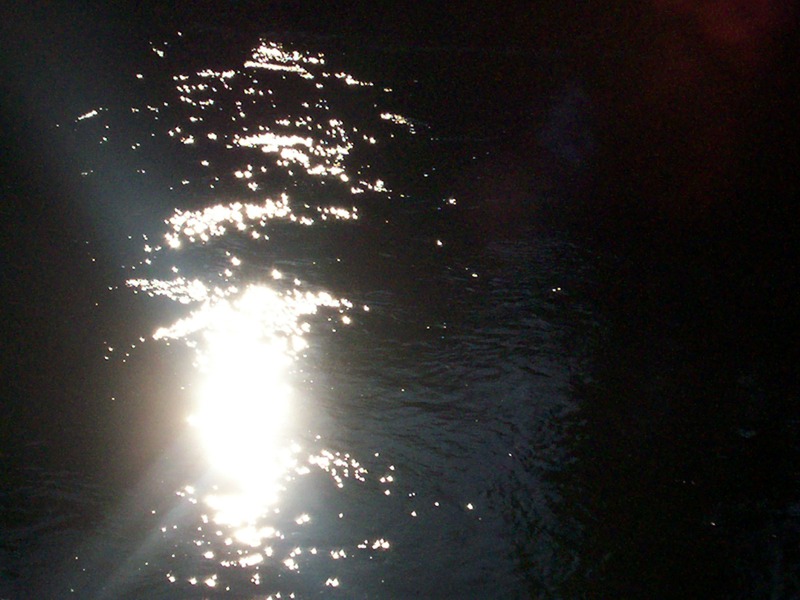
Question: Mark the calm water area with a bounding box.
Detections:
[2,4,799,598]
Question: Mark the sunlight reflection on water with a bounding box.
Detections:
[189,287,299,521]
[137,275,370,578]
[160,282,357,536]
[65,30,569,598]
[104,34,409,594]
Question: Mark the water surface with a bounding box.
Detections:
[2,21,799,600]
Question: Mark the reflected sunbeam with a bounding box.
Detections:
[153,282,352,546]
[57,30,519,598]
[189,286,298,526]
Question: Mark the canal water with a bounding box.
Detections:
[2,8,799,599]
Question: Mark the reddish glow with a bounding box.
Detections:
[652,0,792,70]
[605,0,794,214]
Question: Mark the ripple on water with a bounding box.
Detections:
[54,30,599,598]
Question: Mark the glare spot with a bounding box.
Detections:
[190,293,297,516]
[240,553,264,567]
[77,109,99,121]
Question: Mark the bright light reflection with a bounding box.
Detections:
[100,34,421,581]
[186,286,303,527]
[148,282,351,541]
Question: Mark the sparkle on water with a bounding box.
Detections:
[148,280,355,537]
[62,28,492,596]
[94,34,423,592]
[187,288,299,517]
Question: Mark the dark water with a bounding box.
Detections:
[2,4,799,599]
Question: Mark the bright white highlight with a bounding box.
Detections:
[189,286,299,526]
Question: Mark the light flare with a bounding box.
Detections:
[183,287,301,530]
